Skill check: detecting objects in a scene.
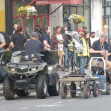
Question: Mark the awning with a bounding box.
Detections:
[36,0,82,5]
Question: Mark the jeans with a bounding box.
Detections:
[64,48,68,69]
[68,51,76,67]
[79,56,87,74]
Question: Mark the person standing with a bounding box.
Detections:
[61,27,69,70]
[77,28,83,39]
[0,31,7,82]
[82,26,87,32]
[89,32,99,48]
[90,33,108,58]
[43,26,52,51]
[7,25,27,52]
[101,25,109,36]
[13,23,18,34]
[0,33,6,54]
[51,26,65,70]
[78,31,90,74]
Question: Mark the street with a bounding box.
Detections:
[0,90,111,111]
[0,70,111,111]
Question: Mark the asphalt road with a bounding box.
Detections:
[0,90,111,111]
[0,70,111,111]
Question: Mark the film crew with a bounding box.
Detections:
[67,34,76,69]
[78,31,90,75]
[61,27,69,70]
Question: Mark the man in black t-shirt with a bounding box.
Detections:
[90,33,108,58]
[90,33,108,68]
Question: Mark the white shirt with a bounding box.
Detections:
[90,37,99,47]
[56,34,64,51]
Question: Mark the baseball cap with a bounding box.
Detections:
[32,32,38,37]
[77,28,83,32]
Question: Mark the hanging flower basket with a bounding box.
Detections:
[18,6,37,19]
[73,19,81,24]
[68,14,85,24]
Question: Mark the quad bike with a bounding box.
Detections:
[2,50,59,100]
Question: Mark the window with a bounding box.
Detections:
[102,0,111,36]
[13,0,49,35]
[63,0,91,32]
[36,5,48,14]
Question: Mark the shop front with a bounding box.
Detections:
[12,0,82,35]
[63,0,91,32]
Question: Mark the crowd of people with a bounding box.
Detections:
[0,23,111,75]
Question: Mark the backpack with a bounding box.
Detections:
[0,32,11,49]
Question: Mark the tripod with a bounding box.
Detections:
[69,41,79,74]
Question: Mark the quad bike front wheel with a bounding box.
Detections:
[70,82,76,97]
[3,76,15,100]
[36,75,48,99]
[60,83,67,99]
[93,83,99,97]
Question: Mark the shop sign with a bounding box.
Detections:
[36,0,82,5]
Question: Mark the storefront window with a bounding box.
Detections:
[36,18,41,27]
[102,0,111,36]
[13,0,49,35]
[25,18,34,36]
[14,0,21,15]
[24,0,32,6]
[43,17,48,26]
[63,0,91,32]
[84,7,90,31]
[84,0,89,5]
[106,7,111,15]
[13,18,23,26]
[36,5,48,14]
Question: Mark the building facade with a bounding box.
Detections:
[0,0,111,37]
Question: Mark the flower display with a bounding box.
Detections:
[18,6,37,18]
[68,14,85,24]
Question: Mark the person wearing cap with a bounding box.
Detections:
[25,32,44,55]
[77,28,83,40]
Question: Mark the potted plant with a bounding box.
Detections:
[18,6,37,19]
[68,14,85,24]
